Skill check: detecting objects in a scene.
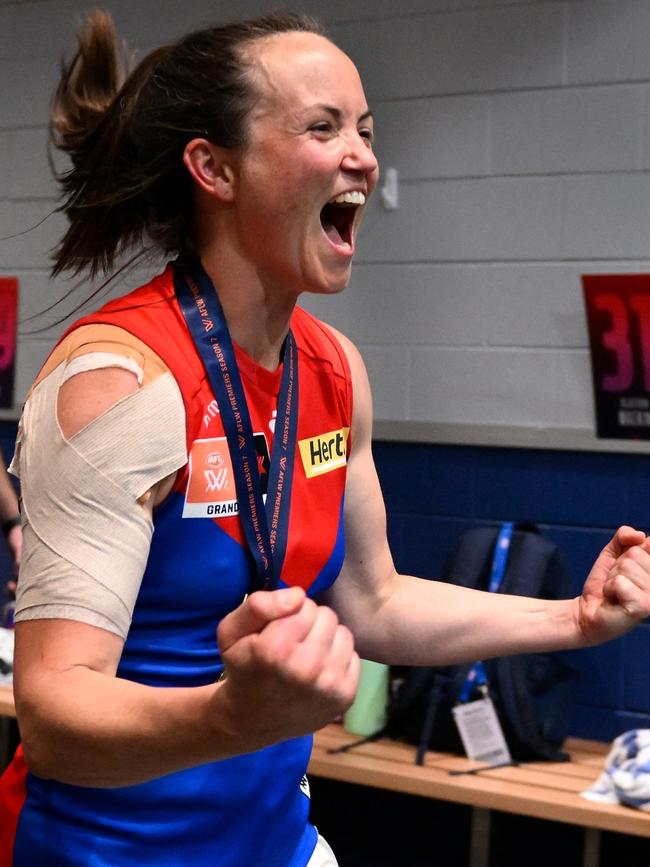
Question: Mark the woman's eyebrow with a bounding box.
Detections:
[308,104,374,123]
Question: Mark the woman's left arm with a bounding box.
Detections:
[323,331,650,666]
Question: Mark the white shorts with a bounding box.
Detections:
[306,834,339,866]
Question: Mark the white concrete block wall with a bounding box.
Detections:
[1,0,650,437]
[490,87,643,175]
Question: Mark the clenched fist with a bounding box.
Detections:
[214,587,360,749]
[576,526,650,646]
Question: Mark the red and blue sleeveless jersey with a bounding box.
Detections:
[0,266,353,866]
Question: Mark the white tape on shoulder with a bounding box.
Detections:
[15,362,187,635]
[62,352,145,385]
[67,369,186,499]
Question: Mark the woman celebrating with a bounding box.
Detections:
[2,10,650,867]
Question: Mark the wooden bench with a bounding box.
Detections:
[310,723,650,867]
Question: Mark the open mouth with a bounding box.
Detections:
[320,192,366,251]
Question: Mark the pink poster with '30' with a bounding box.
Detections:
[0,278,17,409]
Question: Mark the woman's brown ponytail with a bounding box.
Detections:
[48,9,323,279]
[50,10,126,163]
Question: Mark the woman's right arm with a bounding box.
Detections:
[16,587,359,788]
[15,367,358,788]
[15,589,342,787]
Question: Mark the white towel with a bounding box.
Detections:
[582,729,650,811]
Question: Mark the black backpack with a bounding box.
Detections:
[335,524,579,766]
[389,523,579,765]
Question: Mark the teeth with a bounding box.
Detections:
[328,191,366,206]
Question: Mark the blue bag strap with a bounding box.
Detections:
[458,522,514,703]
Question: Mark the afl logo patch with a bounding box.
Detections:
[183,434,271,518]
[183,437,238,518]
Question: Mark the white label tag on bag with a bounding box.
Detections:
[452,697,512,765]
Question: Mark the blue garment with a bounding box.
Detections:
[5,269,352,866]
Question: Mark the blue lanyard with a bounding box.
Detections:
[174,260,299,593]
[487,521,514,594]
[458,522,514,703]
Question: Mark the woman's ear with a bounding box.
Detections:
[183,139,237,202]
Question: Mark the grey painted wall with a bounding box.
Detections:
[1,0,649,434]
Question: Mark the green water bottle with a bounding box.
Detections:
[343,659,389,736]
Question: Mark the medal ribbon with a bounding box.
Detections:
[174,260,298,593]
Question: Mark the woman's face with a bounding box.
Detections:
[231,31,379,296]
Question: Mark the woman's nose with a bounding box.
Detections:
[341,134,379,178]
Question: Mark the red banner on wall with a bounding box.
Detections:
[0,279,18,409]
[583,274,650,439]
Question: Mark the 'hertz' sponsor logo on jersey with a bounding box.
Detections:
[299,428,349,478]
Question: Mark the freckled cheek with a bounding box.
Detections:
[266,201,309,234]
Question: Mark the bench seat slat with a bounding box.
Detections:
[313,730,604,781]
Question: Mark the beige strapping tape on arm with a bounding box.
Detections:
[17,522,135,638]
[15,362,187,635]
